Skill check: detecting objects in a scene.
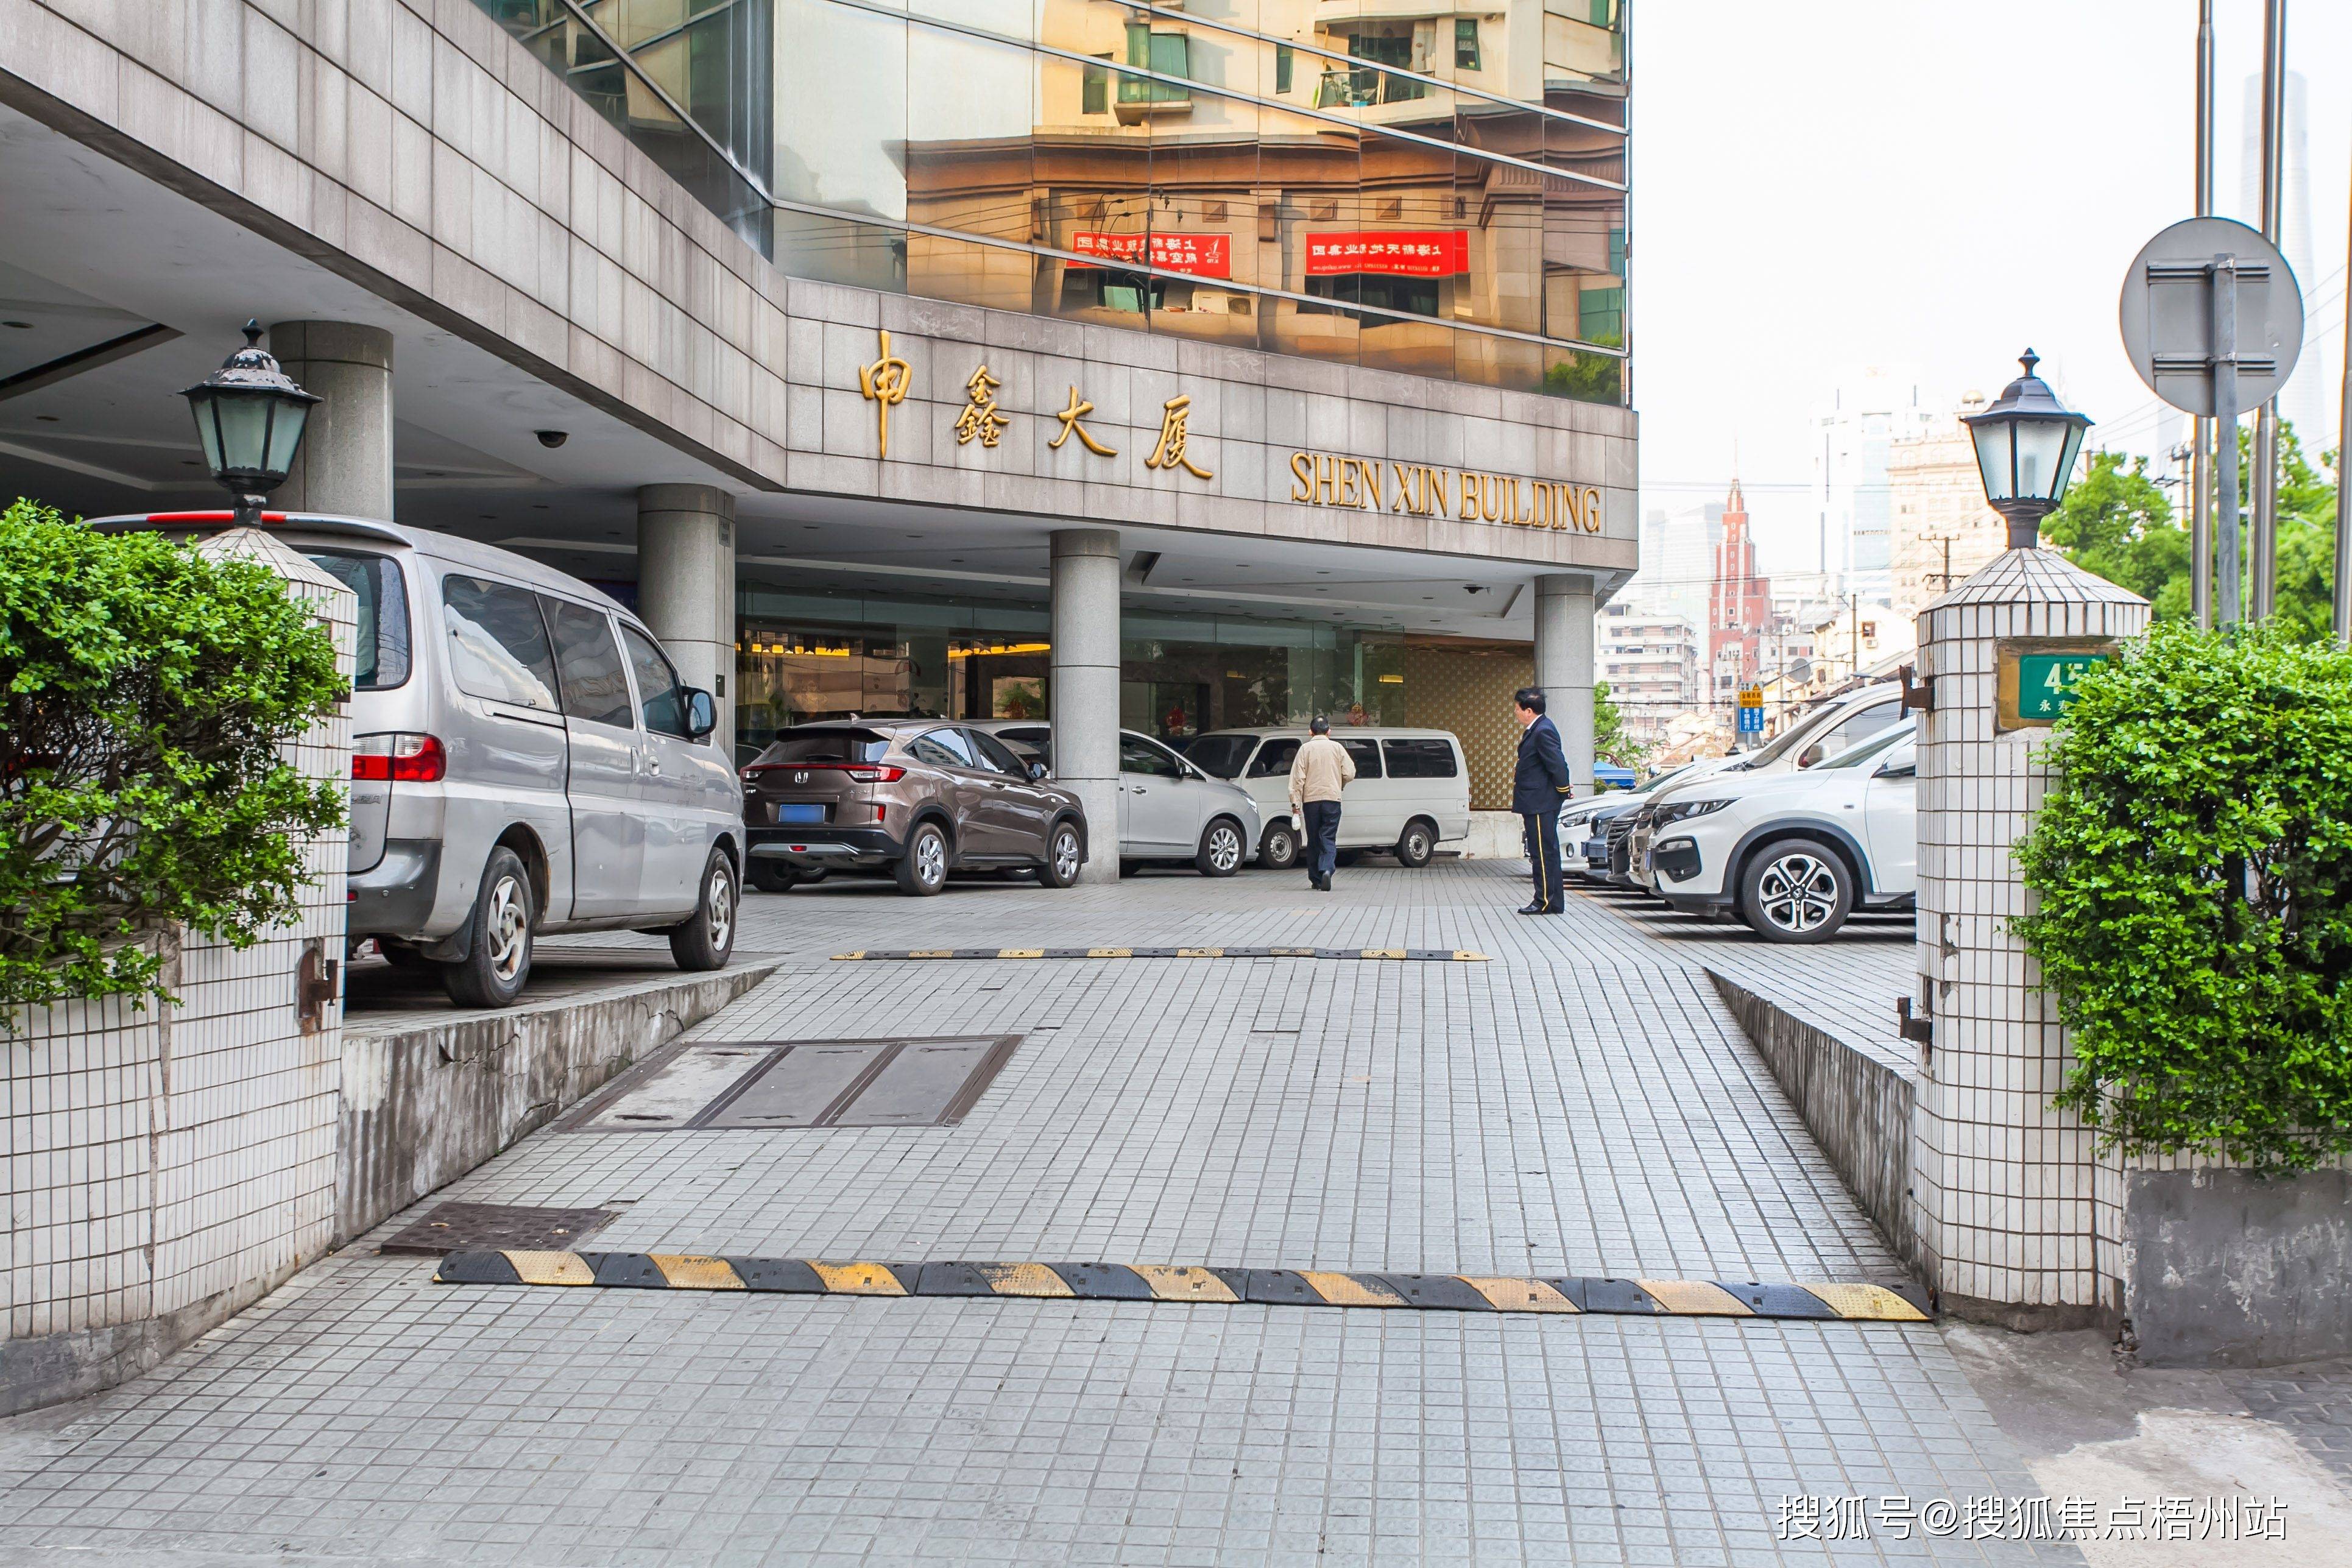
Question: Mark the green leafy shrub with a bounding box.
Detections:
[1,500,347,1022]
[2015,621,2352,1171]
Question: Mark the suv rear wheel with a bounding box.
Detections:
[1739,838,1854,944]
[895,820,950,896]
[1196,817,1245,877]
[746,860,797,894]
[1040,820,1084,888]
[442,846,534,1008]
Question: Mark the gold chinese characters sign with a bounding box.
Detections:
[855,331,1584,525]
[1287,452,1601,533]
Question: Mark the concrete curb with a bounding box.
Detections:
[338,960,782,1245]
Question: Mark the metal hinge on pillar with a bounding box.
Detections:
[1896,994,1932,1048]
[1898,662,1935,715]
[297,938,340,1034]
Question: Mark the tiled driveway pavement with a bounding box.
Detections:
[1,861,2082,1566]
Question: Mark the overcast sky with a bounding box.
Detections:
[1630,0,2352,574]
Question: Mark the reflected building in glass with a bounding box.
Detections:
[459,0,1634,800]
[480,0,1626,401]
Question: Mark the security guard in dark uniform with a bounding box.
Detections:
[1511,687,1573,914]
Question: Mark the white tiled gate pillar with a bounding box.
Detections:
[1908,549,2147,1323]
[2,529,355,1414]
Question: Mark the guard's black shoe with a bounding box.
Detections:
[1517,902,1547,915]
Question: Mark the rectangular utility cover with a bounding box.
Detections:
[708,1042,890,1128]
[378,1202,616,1255]
[570,1037,1020,1132]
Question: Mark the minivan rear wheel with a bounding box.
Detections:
[895,821,950,896]
[669,849,738,972]
[1260,819,1300,871]
[442,847,534,1008]
[1395,818,1436,869]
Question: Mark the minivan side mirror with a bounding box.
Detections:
[683,687,718,742]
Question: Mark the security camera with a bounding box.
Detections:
[535,429,569,449]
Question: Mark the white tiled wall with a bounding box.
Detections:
[3,531,353,1347]
[1908,549,2149,1311]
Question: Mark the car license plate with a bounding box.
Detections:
[773,802,825,824]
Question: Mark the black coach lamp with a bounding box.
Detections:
[1962,348,2092,549]
[180,320,320,524]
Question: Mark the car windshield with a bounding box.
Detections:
[1634,763,1694,794]
[1184,735,1256,779]
[1813,719,1916,770]
[757,728,891,765]
[1740,695,1890,768]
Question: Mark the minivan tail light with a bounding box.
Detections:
[352,733,446,782]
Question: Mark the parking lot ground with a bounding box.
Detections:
[4,857,2320,1566]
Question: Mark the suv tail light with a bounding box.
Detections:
[741,761,905,783]
[352,733,447,782]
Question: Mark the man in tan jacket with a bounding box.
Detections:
[1288,715,1357,891]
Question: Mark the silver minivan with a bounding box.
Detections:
[95,512,745,1007]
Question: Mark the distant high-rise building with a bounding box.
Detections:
[1887,395,2005,616]
[1707,478,1771,700]
[2244,70,2324,446]
[1625,500,1723,635]
[1812,368,1934,604]
[1598,603,1700,740]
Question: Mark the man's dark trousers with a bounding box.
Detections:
[1522,810,1564,912]
[1302,800,1342,885]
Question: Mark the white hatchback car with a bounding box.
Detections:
[972,722,1262,876]
[1647,721,1916,943]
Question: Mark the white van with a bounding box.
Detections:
[1183,727,1472,869]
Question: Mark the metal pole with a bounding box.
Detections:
[2193,0,2216,628]
[2251,0,2287,619]
[2217,255,2244,629]
[2337,134,2352,643]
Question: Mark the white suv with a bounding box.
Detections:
[1628,682,1905,891]
[1647,721,1916,942]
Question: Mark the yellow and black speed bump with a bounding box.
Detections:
[431,1252,1931,1321]
[833,947,1489,962]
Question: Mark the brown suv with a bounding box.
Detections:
[741,721,1089,896]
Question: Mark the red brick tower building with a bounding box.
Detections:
[1708,478,1771,699]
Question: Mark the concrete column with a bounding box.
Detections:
[1050,528,1121,883]
[636,484,738,759]
[1533,573,1596,795]
[269,322,394,520]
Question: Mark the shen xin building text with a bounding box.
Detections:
[1287,452,1602,532]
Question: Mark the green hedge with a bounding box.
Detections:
[2015,621,2352,1172]
[1,500,347,1022]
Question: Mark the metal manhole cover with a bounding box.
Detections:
[378,1202,619,1256]
[567,1036,1021,1132]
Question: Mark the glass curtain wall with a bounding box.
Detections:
[733,580,1411,757]
[476,0,1630,401]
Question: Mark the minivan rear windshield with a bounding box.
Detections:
[757,729,891,765]
[304,549,411,690]
[1184,736,1255,779]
